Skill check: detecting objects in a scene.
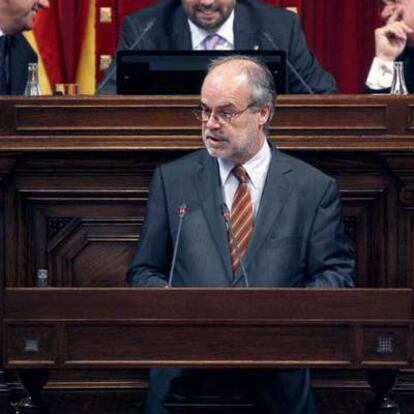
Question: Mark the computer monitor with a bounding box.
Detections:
[116,50,286,95]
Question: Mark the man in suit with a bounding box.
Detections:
[98,0,336,94]
[365,0,414,93]
[0,0,49,94]
[127,55,354,413]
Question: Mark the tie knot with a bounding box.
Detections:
[232,165,248,184]
[203,34,222,50]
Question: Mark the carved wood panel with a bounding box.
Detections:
[4,153,156,287]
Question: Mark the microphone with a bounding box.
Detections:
[96,18,157,94]
[167,202,189,287]
[220,203,249,288]
[261,31,314,95]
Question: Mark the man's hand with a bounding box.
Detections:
[375,7,413,61]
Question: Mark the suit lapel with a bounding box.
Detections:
[243,149,294,270]
[233,2,261,50]
[195,154,233,280]
[170,7,192,49]
[9,34,35,94]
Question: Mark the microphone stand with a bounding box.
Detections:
[261,31,314,94]
[96,18,157,94]
[167,203,188,287]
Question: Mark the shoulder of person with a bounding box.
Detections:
[275,149,334,186]
[238,0,299,22]
[160,149,210,175]
[9,33,37,60]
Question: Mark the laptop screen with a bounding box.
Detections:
[116,50,286,95]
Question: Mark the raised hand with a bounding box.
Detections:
[375,6,413,61]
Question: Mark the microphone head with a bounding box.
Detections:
[220,203,231,223]
[148,18,156,29]
[261,31,272,44]
[178,203,188,218]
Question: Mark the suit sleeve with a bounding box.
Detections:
[305,179,355,287]
[127,166,172,287]
[287,14,337,94]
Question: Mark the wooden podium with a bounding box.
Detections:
[3,288,412,413]
[4,288,412,370]
[2,94,414,412]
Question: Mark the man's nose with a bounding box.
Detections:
[205,113,220,129]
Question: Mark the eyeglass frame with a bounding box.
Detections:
[192,102,259,124]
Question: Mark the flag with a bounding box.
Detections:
[24,0,96,94]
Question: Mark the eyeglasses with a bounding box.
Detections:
[192,103,257,124]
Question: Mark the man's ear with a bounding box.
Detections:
[258,104,272,127]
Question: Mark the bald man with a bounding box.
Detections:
[128,55,354,414]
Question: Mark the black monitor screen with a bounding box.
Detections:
[117,50,286,95]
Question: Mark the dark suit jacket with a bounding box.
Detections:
[127,147,354,288]
[127,146,354,413]
[7,34,37,95]
[365,47,414,94]
[98,0,336,95]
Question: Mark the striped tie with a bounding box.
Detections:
[229,166,253,274]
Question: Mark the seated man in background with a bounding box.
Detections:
[97,0,336,94]
[366,0,414,93]
[127,55,354,413]
[0,0,49,94]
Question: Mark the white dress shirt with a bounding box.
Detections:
[188,10,235,50]
[218,140,272,218]
[366,57,394,90]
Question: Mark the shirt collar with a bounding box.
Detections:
[0,28,4,38]
[218,139,272,189]
[188,9,235,49]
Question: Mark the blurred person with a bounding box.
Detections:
[97,0,336,94]
[0,0,49,94]
[366,0,414,92]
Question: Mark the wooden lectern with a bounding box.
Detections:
[3,288,412,413]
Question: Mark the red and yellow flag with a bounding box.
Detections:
[24,0,96,94]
